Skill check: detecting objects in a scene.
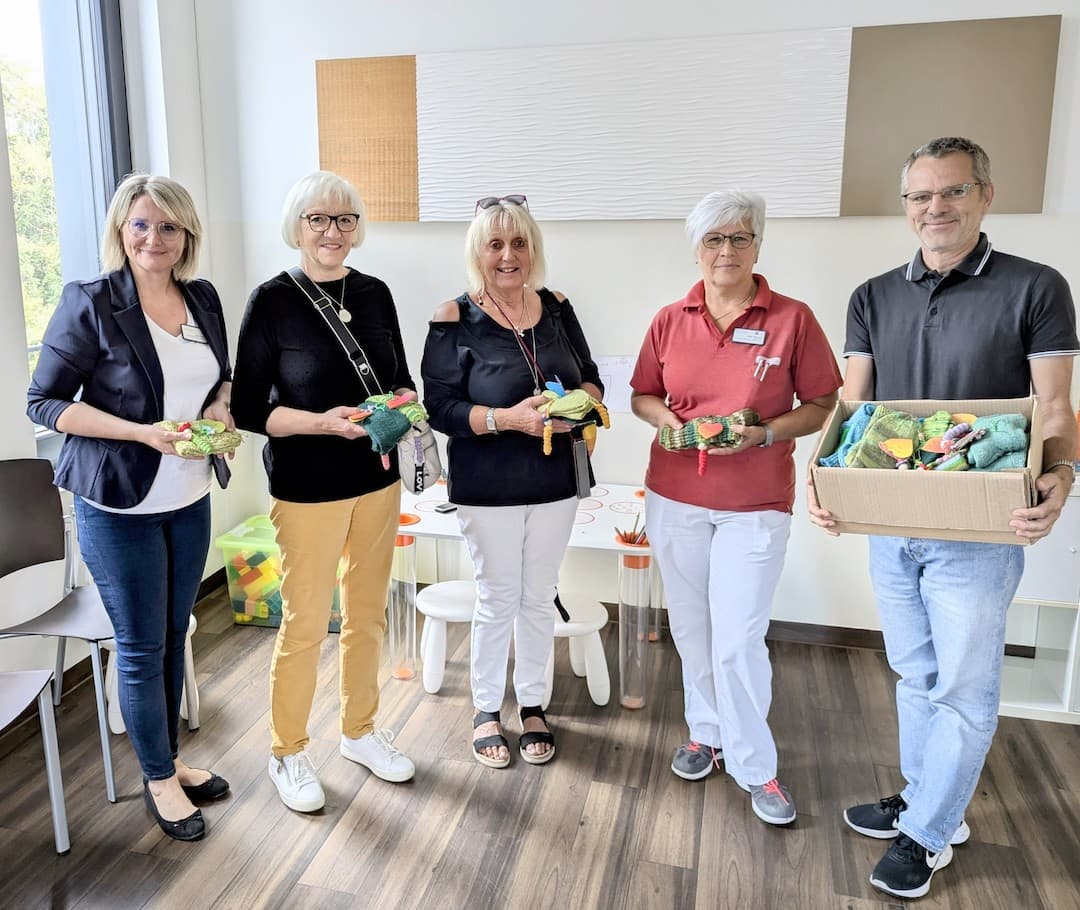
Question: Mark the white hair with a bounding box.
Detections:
[280,171,366,249]
[685,190,766,250]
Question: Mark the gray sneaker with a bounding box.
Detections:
[671,741,723,780]
[748,778,796,825]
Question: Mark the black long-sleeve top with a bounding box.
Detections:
[231,269,415,503]
[421,289,603,506]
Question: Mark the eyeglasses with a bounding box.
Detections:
[300,213,361,233]
[900,183,983,206]
[126,219,185,241]
[475,194,528,215]
[701,232,756,250]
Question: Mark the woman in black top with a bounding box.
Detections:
[231,172,417,813]
[422,195,604,768]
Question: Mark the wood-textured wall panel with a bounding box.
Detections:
[316,56,419,222]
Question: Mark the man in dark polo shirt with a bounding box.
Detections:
[810,136,1078,900]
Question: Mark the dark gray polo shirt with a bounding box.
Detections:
[844,233,1078,400]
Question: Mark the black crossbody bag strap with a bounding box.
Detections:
[286,267,384,398]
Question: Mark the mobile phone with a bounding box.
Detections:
[434,502,457,513]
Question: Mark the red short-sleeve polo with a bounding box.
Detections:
[631,276,841,512]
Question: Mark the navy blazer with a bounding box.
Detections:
[27,265,233,508]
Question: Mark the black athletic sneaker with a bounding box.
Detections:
[870,833,953,899]
[844,794,971,844]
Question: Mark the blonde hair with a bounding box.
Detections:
[280,171,366,250]
[464,201,547,293]
[101,174,203,282]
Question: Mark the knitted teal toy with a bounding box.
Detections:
[968,414,1029,469]
[348,394,430,464]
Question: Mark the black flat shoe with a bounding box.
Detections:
[181,772,230,802]
[144,781,205,841]
[519,705,556,765]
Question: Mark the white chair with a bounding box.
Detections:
[416,579,476,694]
[102,613,199,734]
[543,595,610,709]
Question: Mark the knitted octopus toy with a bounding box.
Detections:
[534,381,611,455]
[659,408,761,476]
[155,419,243,457]
[348,393,431,469]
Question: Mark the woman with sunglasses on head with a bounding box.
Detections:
[28,174,233,841]
[630,190,841,825]
[421,195,605,768]
[231,171,418,813]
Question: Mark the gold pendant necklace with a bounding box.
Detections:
[337,274,351,323]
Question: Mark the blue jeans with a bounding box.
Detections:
[75,495,211,780]
[868,536,1023,853]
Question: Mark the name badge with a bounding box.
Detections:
[732,328,766,345]
[180,323,209,344]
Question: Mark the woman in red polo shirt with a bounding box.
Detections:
[630,190,841,825]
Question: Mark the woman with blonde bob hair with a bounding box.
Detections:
[422,195,604,769]
[28,173,234,841]
[231,171,418,814]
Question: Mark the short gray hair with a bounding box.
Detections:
[464,200,547,292]
[685,190,766,251]
[280,171,366,249]
[900,137,992,194]
[101,174,203,282]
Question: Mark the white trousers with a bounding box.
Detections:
[457,497,578,713]
[645,490,791,787]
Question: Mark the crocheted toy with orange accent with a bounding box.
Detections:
[155,419,243,457]
[347,393,430,468]
[659,408,760,476]
[534,381,611,455]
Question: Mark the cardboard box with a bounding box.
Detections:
[810,398,1041,545]
[215,515,343,630]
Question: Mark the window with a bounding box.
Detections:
[1,0,130,375]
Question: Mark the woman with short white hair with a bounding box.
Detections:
[631,189,841,824]
[232,171,418,813]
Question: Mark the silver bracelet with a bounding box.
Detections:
[1044,458,1076,477]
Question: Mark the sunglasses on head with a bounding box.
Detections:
[475,194,528,215]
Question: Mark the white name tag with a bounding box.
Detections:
[732,328,766,345]
[180,323,209,344]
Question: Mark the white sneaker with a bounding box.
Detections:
[340,729,415,782]
[268,751,325,812]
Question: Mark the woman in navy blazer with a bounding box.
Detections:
[28,174,232,842]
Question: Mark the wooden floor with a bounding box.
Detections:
[2,590,1079,910]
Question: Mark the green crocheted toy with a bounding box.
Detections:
[348,393,430,465]
[659,408,760,476]
[536,386,611,455]
[156,419,242,457]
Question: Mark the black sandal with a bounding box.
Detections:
[518,705,556,765]
[472,710,511,769]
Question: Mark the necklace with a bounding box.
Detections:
[708,282,756,325]
[483,289,543,394]
[336,274,350,323]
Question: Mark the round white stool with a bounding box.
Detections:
[416,580,475,694]
[543,597,610,708]
[102,613,199,734]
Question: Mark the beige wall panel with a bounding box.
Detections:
[841,16,1061,215]
[316,56,418,221]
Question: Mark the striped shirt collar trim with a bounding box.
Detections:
[906,234,994,281]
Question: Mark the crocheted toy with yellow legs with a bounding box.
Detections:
[658,408,760,476]
[535,381,610,455]
[155,419,243,457]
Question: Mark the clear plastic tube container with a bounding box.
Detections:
[387,532,417,680]
[618,552,651,709]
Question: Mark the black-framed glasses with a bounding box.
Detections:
[900,183,983,206]
[475,194,528,215]
[301,213,361,232]
[126,219,185,241]
[701,231,756,250]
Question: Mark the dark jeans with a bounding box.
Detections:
[75,495,211,780]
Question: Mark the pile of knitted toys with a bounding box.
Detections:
[347,393,431,469]
[659,408,760,476]
[818,405,1029,472]
[534,379,611,455]
[156,419,243,457]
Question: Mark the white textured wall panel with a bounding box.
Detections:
[416,30,851,221]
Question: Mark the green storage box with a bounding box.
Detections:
[214,515,342,631]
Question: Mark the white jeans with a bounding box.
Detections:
[457,497,578,713]
[646,490,791,787]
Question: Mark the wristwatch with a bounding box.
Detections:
[758,424,774,448]
[485,407,499,434]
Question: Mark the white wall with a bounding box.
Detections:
[115,1,1080,632]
